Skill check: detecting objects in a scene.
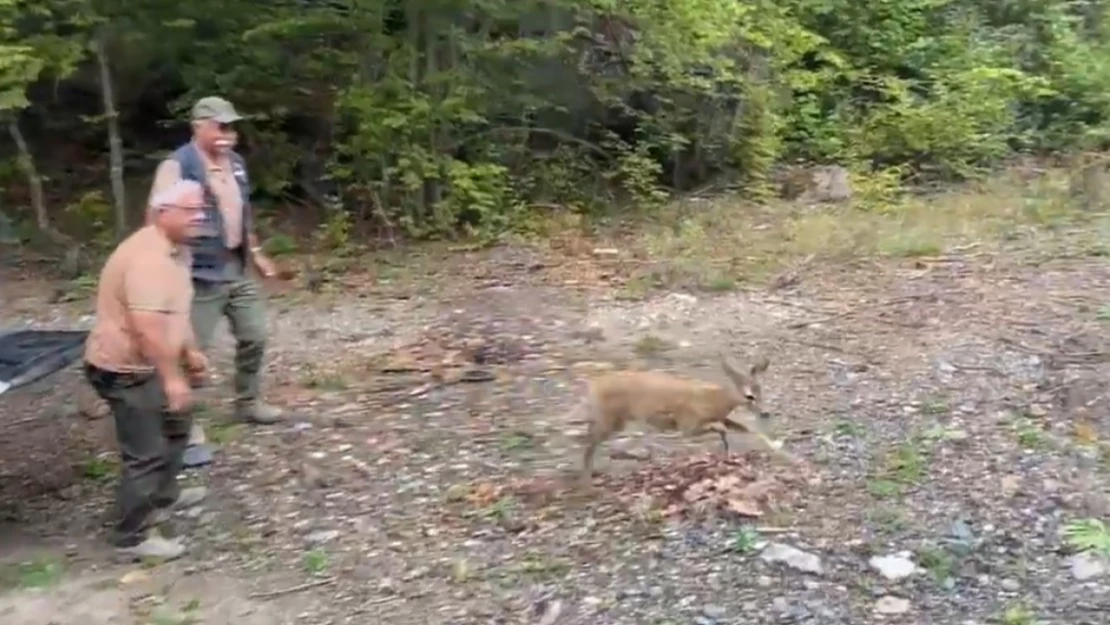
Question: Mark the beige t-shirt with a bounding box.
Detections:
[148,147,244,249]
[84,225,194,373]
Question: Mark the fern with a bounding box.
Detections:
[1063,519,1110,557]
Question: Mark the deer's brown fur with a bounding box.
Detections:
[573,353,778,480]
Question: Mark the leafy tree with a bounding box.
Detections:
[1,0,1109,243]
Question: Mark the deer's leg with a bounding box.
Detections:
[580,417,616,483]
[722,418,793,462]
[692,421,730,455]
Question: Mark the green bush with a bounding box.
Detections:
[6,0,1110,240]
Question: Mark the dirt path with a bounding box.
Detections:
[3,243,1110,624]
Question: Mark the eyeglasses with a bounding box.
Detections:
[158,203,205,212]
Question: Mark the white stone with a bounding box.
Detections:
[869,554,918,581]
[759,542,823,575]
[874,596,911,615]
[1068,552,1107,581]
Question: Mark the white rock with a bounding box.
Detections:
[873,596,911,615]
[869,554,918,581]
[306,529,341,545]
[759,542,823,575]
[1068,552,1107,581]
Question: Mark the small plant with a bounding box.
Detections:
[616,275,659,300]
[868,507,908,533]
[500,431,535,452]
[151,606,200,625]
[150,599,202,625]
[80,455,117,481]
[920,424,969,445]
[63,189,115,250]
[727,526,762,554]
[921,396,950,415]
[302,549,329,576]
[701,274,738,292]
[888,442,927,483]
[995,602,1041,625]
[1,557,64,589]
[916,542,957,584]
[868,435,934,499]
[833,420,866,438]
[314,210,353,253]
[633,334,675,357]
[484,495,518,522]
[263,233,299,256]
[510,553,572,580]
[1062,518,1110,558]
[207,422,244,446]
[69,273,98,297]
[300,368,349,391]
[867,478,902,499]
[1013,418,1048,450]
[878,232,944,258]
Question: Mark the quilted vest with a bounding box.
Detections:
[171,143,252,284]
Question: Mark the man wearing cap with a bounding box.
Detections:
[85,179,209,560]
[147,96,283,461]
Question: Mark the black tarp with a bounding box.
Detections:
[0,330,89,396]
[0,328,215,468]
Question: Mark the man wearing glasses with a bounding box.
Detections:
[84,180,210,559]
[147,96,283,466]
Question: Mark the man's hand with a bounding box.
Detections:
[251,250,277,279]
[165,374,193,413]
[183,347,209,386]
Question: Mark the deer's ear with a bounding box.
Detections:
[749,355,770,376]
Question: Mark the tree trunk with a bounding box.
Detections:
[8,118,49,233]
[93,32,127,240]
[423,11,442,220]
[8,116,77,264]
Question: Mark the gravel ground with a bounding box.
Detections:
[2,244,1109,624]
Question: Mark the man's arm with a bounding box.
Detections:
[145,160,184,226]
[179,323,208,385]
[131,311,183,382]
[180,319,199,356]
[244,218,277,277]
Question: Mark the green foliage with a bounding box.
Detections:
[1063,518,1110,558]
[314,209,353,252]
[63,189,115,248]
[4,0,1110,241]
[0,0,92,113]
[262,233,299,257]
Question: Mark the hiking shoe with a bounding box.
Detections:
[143,486,207,529]
[115,534,185,562]
[145,508,172,528]
[176,486,208,508]
[234,401,283,424]
[187,422,207,446]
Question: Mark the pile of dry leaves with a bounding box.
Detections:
[372,325,540,382]
[448,453,817,529]
[600,453,818,520]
